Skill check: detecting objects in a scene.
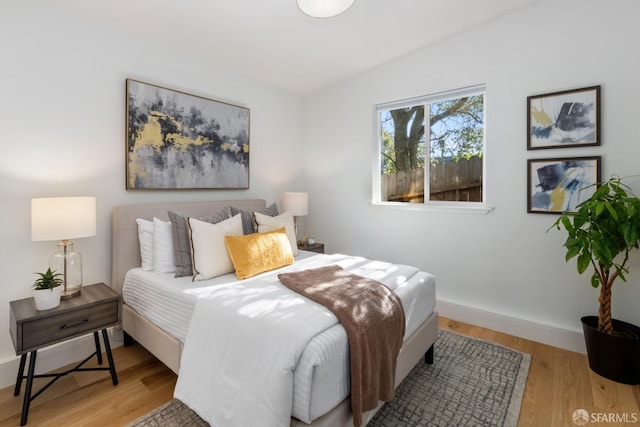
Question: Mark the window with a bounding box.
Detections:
[374,85,486,208]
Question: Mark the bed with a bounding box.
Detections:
[112,199,438,427]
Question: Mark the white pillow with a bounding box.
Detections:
[136,218,154,271]
[254,211,298,256]
[153,217,175,273]
[189,214,244,281]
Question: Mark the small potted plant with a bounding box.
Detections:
[550,175,640,384]
[32,268,64,310]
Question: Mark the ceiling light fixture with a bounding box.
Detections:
[297,0,356,18]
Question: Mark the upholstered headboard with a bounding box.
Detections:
[111,199,267,294]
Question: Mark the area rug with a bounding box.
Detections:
[368,330,530,426]
[128,329,530,427]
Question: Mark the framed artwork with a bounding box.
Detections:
[126,78,250,189]
[527,85,600,150]
[527,156,601,214]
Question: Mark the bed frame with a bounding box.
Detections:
[112,199,438,427]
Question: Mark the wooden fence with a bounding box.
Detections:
[382,156,483,202]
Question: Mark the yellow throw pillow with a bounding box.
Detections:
[225,227,294,280]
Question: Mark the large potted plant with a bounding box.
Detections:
[550,175,640,384]
[32,268,64,310]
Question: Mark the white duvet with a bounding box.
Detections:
[173,254,435,427]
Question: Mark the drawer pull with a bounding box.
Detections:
[61,318,89,329]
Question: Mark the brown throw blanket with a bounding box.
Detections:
[278,265,406,427]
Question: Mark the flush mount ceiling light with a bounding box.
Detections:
[297,0,356,18]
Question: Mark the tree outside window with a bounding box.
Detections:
[378,86,485,204]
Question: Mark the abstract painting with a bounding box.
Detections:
[527,86,600,150]
[126,79,250,189]
[527,156,601,214]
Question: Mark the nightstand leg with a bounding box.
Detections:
[14,354,27,396]
[101,329,118,386]
[21,351,37,426]
[93,331,103,365]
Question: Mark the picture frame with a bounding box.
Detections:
[527,156,601,214]
[126,78,250,190]
[527,85,600,150]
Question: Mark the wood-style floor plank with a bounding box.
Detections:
[0,317,638,426]
[0,345,176,426]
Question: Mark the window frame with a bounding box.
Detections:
[372,84,491,214]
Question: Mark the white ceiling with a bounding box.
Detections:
[38,0,537,95]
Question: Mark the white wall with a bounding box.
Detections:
[302,0,640,351]
[0,0,304,385]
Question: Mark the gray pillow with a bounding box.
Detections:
[168,207,231,277]
[230,203,279,235]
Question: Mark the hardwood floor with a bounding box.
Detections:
[0,317,638,426]
[0,344,177,426]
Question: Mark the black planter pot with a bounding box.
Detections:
[581,316,640,384]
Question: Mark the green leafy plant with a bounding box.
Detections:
[32,268,64,291]
[550,176,640,335]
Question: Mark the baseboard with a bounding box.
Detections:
[436,298,587,354]
[0,328,123,390]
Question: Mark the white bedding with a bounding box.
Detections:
[122,252,436,423]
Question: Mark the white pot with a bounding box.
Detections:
[34,286,62,310]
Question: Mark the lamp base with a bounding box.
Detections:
[50,241,83,301]
[61,288,81,299]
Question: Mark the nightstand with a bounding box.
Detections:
[9,283,121,425]
[299,242,325,254]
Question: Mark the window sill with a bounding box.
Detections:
[370,201,494,215]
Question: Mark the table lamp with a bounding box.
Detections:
[282,192,308,244]
[31,197,96,299]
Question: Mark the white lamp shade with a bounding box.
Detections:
[31,197,97,241]
[297,0,355,18]
[282,192,309,216]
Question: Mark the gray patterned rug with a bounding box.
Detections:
[128,330,530,427]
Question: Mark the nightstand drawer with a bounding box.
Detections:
[20,299,119,353]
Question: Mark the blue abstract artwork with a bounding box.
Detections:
[528,157,601,214]
[527,86,600,150]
